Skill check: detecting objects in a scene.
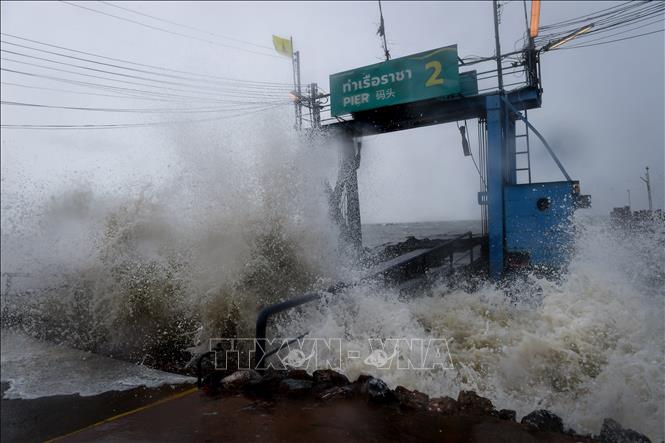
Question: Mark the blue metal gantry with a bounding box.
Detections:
[324,81,590,279]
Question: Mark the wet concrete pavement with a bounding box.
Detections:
[26,388,594,443]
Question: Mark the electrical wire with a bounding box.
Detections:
[540,1,635,31]
[1,33,292,86]
[1,39,293,91]
[550,17,663,48]
[98,1,274,51]
[536,1,664,47]
[1,102,289,130]
[536,3,654,43]
[57,1,283,59]
[0,80,174,101]
[0,50,290,98]
[1,57,290,101]
[1,67,285,105]
[0,100,289,113]
[552,27,664,50]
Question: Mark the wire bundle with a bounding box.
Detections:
[535,0,664,51]
[1,1,294,129]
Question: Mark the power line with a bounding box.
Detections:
[0,48,290,97]
[0,55,290,100]
[0,100,289,114]
[1,80,166,101]
[536,2,657,41]
[536,1,664,46]
[1,103,289,130]
[1,67,283,105]
[98,1,274,51]
[552,27,664,50]
[552,17,663,47]
[0,80,283,105]
[540,1,635,31]
[57,1,283,59]
[0,39,292,92]
[1,33,292,86]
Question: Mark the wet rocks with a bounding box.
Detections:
[520,409,564,433]
[599,418,651,443]
[394,386,429,411]
[279,379,313,398]
[427,396,458,415]
[312,369,349,387]
[207,369,653,442]
[284,369,313,381]
[245,369,287,395]
[457,390,496,416]
[498,409,517,422]
[358,376,396,404]
[317,385,355,401]
[221,370,260,390]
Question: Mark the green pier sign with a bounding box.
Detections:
[330,44,463,117]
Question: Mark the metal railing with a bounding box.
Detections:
[253,231,480,370]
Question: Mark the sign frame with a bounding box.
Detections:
[330,45,463,116]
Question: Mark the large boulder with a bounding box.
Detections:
[358,376,396,403]
[520,409,564,433]
[427,396,459,415]
[457,391,495,416]
[246,369,287,396]
[498,409,517,422]
[284,369,313,381]
[221,370,260,390]
[599,418,651,443]
[312,369,350,387]
[394,386,429,411]
[279,378,313,398]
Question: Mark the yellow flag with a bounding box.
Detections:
[272,35,293,58]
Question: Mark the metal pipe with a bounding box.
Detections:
[255,292,323,370]
[253,231,477,370]
[501,96,572,181]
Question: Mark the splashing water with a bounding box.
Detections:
[278,214,665,440]
[1,111,351,364]
[1,113,663,439]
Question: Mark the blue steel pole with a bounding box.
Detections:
[486,94,505,279]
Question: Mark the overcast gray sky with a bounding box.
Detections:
[1,1,663,224]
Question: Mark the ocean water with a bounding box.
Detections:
[1,115,663,439]
[362,220,482,249]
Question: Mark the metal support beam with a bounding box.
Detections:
[323,87,541,138]
[345,139,363,250]
[310,82,321,128]
[486,94,505,279]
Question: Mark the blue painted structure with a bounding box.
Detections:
[504,181,579,267]
[325,84,590,279]
[484,92,589,278]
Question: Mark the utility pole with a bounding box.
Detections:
[640,166,653,211]
[293,50,302,130]
[290,37,302,131]
[492,0,504,92]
